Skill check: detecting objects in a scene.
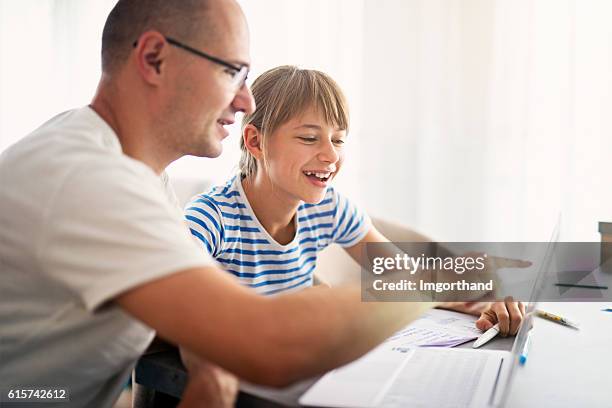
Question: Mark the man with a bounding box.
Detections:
[0,1,523,407]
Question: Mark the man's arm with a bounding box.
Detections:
[115,265,437,387]
[343,226,526,335]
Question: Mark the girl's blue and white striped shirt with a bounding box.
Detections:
[184,175,370,295]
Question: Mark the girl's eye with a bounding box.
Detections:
[299,136,317,143]
[333,139,345,145]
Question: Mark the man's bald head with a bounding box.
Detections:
[101,0,220,74]
[93,0,254,170]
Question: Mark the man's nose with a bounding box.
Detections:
[232,84,256,115]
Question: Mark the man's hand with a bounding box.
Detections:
[475,297,525,336]
[179,347,239,408]
[423,253,532,302]
[452,253,532,300]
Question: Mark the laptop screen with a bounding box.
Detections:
[498,220,560,406]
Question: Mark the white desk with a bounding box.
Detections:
[243,302,611,407]
[505,302,611,407]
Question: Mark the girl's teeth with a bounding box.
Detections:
[304,171,330,178]
[304,171,333,182]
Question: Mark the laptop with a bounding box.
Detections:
[300,227,558,408]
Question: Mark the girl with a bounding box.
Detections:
[185,65,523,333]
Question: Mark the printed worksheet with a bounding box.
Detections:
[384,309,481,352]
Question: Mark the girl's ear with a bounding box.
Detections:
[243,124,264,160]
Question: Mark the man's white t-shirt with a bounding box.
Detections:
[0,107,213,407]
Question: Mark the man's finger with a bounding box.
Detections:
[491,257,532,269]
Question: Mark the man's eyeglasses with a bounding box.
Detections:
[133,36,249,90]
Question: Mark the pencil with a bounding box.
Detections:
[535,309,580,329]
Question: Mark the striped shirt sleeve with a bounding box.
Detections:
[330,188,371,248]
[184,195,224,257]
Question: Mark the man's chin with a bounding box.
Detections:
[206,147,223,158]
[191,143,223,159]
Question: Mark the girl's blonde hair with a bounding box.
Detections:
[240,65,349,178]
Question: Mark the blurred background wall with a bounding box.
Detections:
[1,0,610,241]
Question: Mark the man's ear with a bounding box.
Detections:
[133,31,169,85]
[243,124,264,160]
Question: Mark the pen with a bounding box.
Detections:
[519,331,533,365]
[602,308,612,313]
[472,323,499,348]
[535,309,580,329]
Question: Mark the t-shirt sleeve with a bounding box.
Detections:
[184,195,224,258]
[330,188,371,248]
[37,159,215,311]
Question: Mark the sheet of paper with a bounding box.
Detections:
[383,308,481,352]
[247,309,483,407]
[378,349,492,408]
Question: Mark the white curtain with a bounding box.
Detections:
[0,0,116,150]
[1,0,610,241]
[355,0,612,242]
